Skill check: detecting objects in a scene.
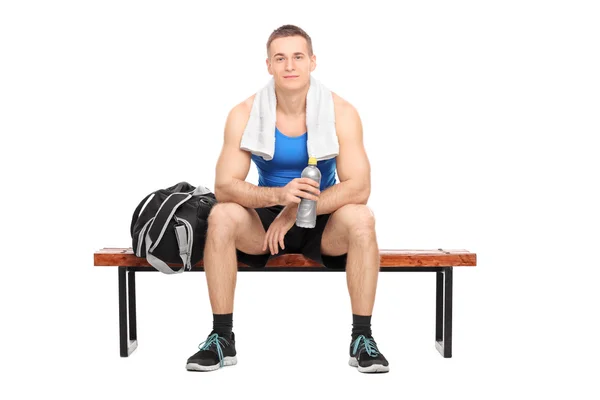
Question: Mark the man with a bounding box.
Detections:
[186,25,389,373]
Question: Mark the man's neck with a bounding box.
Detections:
[274,82,309,117]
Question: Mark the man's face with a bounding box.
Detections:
[267,36,316,89]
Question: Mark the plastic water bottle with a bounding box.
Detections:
[296,157,321,228]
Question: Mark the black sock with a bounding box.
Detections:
[352,314,372,340]
[212,313,233,336]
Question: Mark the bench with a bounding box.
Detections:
[94,248,477,358]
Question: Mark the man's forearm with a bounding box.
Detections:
[316,180,369,215]
[216,179,280,208]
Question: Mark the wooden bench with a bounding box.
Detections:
[94,248,477,358]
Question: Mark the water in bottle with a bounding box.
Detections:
[296,157,321,228]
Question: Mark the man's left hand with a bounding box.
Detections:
[262,204,298,255]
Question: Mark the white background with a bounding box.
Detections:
[1,0,599,398]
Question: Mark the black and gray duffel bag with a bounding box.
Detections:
[130,182,217,274]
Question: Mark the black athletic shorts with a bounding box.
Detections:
[235,205,347,269]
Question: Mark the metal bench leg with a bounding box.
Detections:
[119,267,138,357]
[435,267,453,358]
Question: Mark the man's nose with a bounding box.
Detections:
[285,58,295,71]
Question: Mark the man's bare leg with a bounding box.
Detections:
[203,202,268,314]
[320,204,389,373]
[186,202,268,371]
[321,204,379,316]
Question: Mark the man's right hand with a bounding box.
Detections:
[277,178,321,206]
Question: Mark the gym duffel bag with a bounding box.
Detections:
[130,182,217,274]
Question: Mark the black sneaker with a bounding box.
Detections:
[349,334,390,373]
[186,331,237,372]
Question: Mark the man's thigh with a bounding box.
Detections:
[210,202,269,256]
[320,209,350,257]
[320,204,376,256]
[238,206,272,255]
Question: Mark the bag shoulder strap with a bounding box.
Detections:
[146,192,192,251]
[144,192,193,274]
[130,191,155,236]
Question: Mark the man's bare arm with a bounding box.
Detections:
[316,96,371,215]
[214,100,281,208]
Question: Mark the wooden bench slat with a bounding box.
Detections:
[94,248,476,268]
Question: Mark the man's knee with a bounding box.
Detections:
[337,204,376,239]
[207,202,246,238]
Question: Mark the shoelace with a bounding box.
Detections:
[198,333,230,367]
[352,335,380,358]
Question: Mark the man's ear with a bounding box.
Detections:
[266,58,273,75]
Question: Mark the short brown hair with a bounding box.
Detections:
[266,24,313,58]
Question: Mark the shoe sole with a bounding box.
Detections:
[348,357,390,373]
[186,356,238,372]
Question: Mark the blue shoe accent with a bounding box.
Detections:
[351,335,380,357]
[349,334,390,373]
[197,333,229,367]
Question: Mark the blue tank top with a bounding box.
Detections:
[251,127,337,191]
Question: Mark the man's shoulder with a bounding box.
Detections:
[331,92,359,120]
[225,94,256,123]
[240,93,257,112]
[231,94,256,116]
[223,94,256,144]
[331,91,360,136]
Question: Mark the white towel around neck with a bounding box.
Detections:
[240,75,339,161]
